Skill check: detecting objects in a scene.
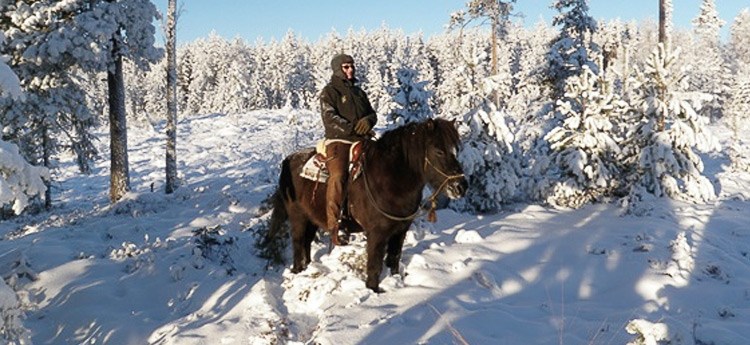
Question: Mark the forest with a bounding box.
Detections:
[1,0,749,218]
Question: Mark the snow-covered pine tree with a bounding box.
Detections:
[0,1,97,179]
[688,0,728,121]
[433,29,487,123]
[0,0,160,204]
[360,25,399,118]
[103,0,162,202]
[412,35,444,119]
[311,30,344,113]
[176,48,194,114]
[213,38,251,114]
[726,62,750,172]
[185,34,221,114]
[449,0,516,95]
[278,31,315,109]
[142,58,167,126]
[0,137,50,217]
[202,33,234,113]
[729,8,750,66]
[623,44,719,212]
[0,44,49,217]
[506,21,552,126]
[544,65,629,208]
[454,74,520,212]
[546,0,600,96]
[124,60,156,127]
[261,38,283,109]
[247,38,272,110]
[524,0,600,203]
[435,27,520,212]
[692,0,724,46]
[386,66,434,129]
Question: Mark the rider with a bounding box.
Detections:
[320,53,376,245]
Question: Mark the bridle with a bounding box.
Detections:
[362,154,464,222]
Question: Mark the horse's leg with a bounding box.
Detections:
[385,229,408,276]
[303,222,317,266]
[290,213,310,273]
[365,235,387,293]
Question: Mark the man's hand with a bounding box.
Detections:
[355,117,372,135]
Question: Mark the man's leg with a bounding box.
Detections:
[325,142,349,245]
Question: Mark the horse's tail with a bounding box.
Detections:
[257,157,293,267]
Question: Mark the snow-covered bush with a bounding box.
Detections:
[193,225,237,275]
[625,319,670,345]
[0,46,47,216]
[0,137,49,216]
[0,279,29,344]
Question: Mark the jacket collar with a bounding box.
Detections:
[331,74,358,87]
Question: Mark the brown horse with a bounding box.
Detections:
[268,118,467,292]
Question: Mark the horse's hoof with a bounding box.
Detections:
[291,266,304,274]
[366,284,384,293]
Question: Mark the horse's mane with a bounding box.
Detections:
[370,119,460,172]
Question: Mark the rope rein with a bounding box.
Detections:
[362,155,464,222]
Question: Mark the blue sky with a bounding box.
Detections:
[152,1,747,44]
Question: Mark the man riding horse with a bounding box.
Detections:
[319,53,376,246]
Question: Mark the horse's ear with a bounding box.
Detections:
[426,118,435,131]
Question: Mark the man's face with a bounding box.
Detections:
[341,63,355,80]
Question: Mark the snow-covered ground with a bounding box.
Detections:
[1,109,750,345]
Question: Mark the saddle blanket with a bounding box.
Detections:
[300,153,329,183]
[300,140,363,183]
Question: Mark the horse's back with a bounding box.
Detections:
[279,148,316,202]
[278,148,328,228]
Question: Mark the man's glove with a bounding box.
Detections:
[354,117,372,135]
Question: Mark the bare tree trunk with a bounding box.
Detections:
[491,15,498,76]
[165,0,178,194]
[659,0,666,44]
[42,124,52,209]
[108,31,130,203]
[491,14,499,108]
[658,0,671,46]
[657,0,671,131]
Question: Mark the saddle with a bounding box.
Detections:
[300,140,364,183]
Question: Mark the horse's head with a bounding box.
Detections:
[422,119,467,199]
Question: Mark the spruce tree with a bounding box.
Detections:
[729,9,750,66]
[545,65,628,208]
[623,44,718,212]
[546,0,600,96]
[0,45,48,216]
[456,94,519,212]
[0,0,161,204]
[386,67,434,128]
[726,62,750,171]
[689,0,728,120]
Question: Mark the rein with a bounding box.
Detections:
[362,155,464,222]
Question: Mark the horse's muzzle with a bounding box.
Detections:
[446,177,468,199]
